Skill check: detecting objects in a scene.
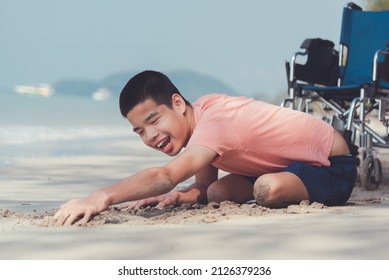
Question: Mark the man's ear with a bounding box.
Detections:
[171,93,186,114]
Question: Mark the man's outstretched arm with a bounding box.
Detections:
[53,145,217,225]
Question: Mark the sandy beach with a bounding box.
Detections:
[1,138,389,260]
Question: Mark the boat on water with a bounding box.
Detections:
[91,87,111,101]
[14,83,55,97]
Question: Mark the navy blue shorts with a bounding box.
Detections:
[245,155,357,206]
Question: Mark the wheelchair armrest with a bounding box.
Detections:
[287,50,308,83]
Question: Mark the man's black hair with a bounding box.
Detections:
[119,70,191,117]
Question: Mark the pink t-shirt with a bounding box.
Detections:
[186,94,334,176]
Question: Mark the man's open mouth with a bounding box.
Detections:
[156,136,170,150]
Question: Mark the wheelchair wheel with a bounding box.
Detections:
[360,156,382,190]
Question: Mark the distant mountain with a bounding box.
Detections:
[53,70,239,102]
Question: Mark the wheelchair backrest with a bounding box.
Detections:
[340,6,389,86]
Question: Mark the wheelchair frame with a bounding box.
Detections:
[283,2,389,190]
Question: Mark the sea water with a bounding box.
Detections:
[0,90,150,211]
[0,90,135,165]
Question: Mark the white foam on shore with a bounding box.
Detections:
[0,124,132,144]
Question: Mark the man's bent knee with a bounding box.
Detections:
[253,174,283,207]
[207,182,226,203]
[253,172,309,208]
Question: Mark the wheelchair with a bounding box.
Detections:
[283,2,389,190]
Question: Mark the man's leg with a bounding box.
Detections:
[207,174,254,204]
[254,172,309,208]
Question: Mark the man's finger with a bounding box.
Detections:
[156,197,174,209]
[75,211,92,226]
[133,198,155,209]
[52,210,61,221]
[54,211,71,226]
[63,212,84,226]
[119,201,138,210]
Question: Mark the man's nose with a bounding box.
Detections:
[145,127,158,143]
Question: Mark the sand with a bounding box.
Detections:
[1,139,389,260]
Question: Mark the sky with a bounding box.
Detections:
[0,0,367,99]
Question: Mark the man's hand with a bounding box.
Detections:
[120,192,181,210]
[53,191,110,226]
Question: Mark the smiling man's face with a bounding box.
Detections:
[127,95,192,156]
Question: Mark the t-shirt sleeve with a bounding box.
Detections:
[186,118,225,155]
[186,108,240,156]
